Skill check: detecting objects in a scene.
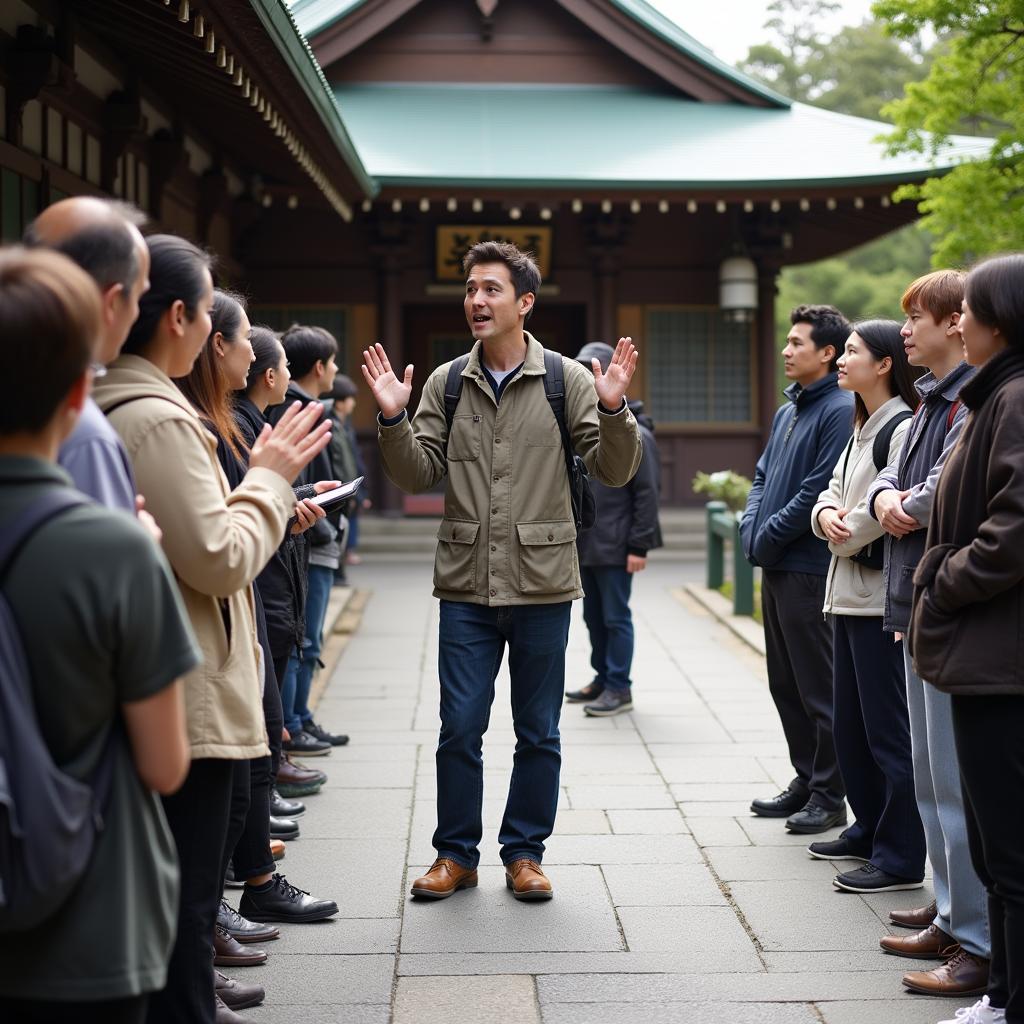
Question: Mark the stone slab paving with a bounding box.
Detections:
[239,559,946,1023]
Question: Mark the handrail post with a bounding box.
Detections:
[705,500,726,590]
[731,512,754,616]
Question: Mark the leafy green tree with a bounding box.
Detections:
[875,0,1024,265]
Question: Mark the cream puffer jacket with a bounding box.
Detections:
[95,355,294,759]
[811,396,914,616]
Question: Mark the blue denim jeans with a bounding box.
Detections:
[283,564,333,735]
[581,565,634,693]
[434,599,571,869]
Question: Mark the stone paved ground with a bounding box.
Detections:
[242,557,948,1024]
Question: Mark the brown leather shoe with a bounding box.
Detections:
[505,859,553,901]
[902,949,990,997]
[880,923,960,960]
[410,858,478,899]
[213,925,267,967]
[889,900,937,929]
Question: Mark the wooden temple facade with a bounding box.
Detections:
[0,0,985,507]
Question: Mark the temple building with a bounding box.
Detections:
[1,0,986,507]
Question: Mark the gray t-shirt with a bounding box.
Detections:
[0,457,200,1001]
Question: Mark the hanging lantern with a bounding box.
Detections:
[719,256,758,323]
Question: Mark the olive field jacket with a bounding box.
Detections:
[378,334,642,605]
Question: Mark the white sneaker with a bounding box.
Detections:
[938,996,1006,1024]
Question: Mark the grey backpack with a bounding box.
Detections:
[0,490,118,932]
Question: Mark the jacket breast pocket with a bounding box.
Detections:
[434,518,480,592]
[447,414,481,461]
[516,520,577,594]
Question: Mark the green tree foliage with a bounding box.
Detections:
[738,0,937,388]
[875,0,1024,265]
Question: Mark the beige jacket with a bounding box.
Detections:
[95,355,293,759]
[811,396,913,616]
[379,334,642,605]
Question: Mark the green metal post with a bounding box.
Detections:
[731,513,754,616]
[705,501,726,590]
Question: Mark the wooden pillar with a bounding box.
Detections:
[756,262,780,444]
[589,246,619,344]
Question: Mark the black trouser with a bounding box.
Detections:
[953,694,1024,1022]
[760,570,844,809]
[223,756,275,882]
[0,995,148,1024]
[263,651,284,777]
[146,759,234,1024]
[832,615,925,879]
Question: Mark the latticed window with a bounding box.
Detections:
[646,308,753,424]
[249,306,348,368]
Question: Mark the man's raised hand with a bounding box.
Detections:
[361,343,414,420]
[592,337,638,411]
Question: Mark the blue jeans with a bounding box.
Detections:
[283,564,333,735]
[581,565,634,693]
[434,599,571,868]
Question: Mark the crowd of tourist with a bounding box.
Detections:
[0,197,364,1023]
[742,271,1024,1024]
[0,194,1021,1024]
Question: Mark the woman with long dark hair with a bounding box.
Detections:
[910,254,1024,1024]
[179,299,341,943]
[93,237,331,1024]
[809,320,926,893]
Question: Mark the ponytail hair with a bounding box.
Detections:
[849,319,920,428]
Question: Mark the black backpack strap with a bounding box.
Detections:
[542,349,575,476]
[872,410,914,472]
[442,355,471,455]
[0,491,88,582]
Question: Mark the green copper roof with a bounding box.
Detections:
[330,84,990,190]
[251,0,375,197]
[286,0,788,106]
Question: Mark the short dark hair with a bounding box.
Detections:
[847,319,920,428]
[463,241,541,300]
[965,254,1024,350]
[0,248,100,434]
[122,234,212,356]
[791,304,851,372]
[24,218,138,293]
[280,323,337,379]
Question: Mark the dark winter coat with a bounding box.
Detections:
[741,373,854,575]
[909,347,1024,695]
[577,402,662,566]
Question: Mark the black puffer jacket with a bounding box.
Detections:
[577,401,662,566]
[235,396,311,661]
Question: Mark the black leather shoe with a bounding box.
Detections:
[269,816,300,841]
[786,801,848,834]
[306,719,350,747]
[565,682,604,703]
[807,830,871,861]
[217,899,279,943]
[282,730,331,757]
[270,787,305,819]
[238,873,339,923]
[750,784,809,818]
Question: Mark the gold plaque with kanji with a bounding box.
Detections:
[436,226,552,282]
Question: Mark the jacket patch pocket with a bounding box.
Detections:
[516,520,577,595]
[447,414,481,461]
[434,518,480,592]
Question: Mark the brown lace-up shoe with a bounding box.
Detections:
[889,900,937,929]
[902,949,990,997]
[410,858,478,899]
[505,859,553,901]
[880,923,960,960]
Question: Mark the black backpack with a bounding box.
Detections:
[0,490,119,933]
[443,349,596,531]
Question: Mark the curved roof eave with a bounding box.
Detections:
[255,0,378,198]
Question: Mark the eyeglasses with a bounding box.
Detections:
[89,362,108,378]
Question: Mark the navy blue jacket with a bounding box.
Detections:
[741,373,854,575]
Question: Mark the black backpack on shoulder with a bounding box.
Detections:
[443,349,596,531]
[0,491,119,933]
